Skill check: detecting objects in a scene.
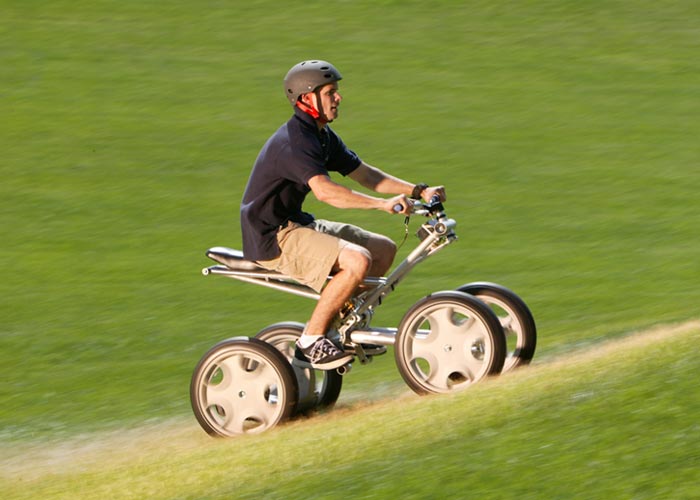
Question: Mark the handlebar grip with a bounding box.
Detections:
[393,203,404,213]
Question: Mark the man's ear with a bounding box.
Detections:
[300,92,315,106]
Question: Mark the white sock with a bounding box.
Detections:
[297,334,322,349]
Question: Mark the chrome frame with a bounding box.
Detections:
[202,204,457,349]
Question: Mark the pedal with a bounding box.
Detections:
[336,363,352,376]
[353,344,369,365]
[344,343,387,357]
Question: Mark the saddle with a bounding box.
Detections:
[205,247,270,272]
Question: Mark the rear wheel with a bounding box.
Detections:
[457,282,536,371]
[256,322,343,415]
[190,337,298,436]
[394,291,506,395]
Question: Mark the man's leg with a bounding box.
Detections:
[303,243,371,337]
[261,221,389,368]
[310,220,397,278]
[363,233,397,277]
[295,243,371,369]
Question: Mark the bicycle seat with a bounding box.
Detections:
[206,247,266,272]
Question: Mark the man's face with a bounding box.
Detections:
[304,82,342,122]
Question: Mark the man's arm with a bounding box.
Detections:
[348,161,413,196]
[308,173,407,214]
[348,161,446,202]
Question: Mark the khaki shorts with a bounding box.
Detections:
[256,219,371,293]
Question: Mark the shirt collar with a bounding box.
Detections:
[293,106,326,135]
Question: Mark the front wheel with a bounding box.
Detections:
[457,282,536,371]
[394,291,506,395]
[190,337,298,436]
[255,322,343,415]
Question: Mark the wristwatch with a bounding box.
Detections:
[411,183,429,200]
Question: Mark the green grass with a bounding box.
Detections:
[2,0,700,496]
[3,322,698,499]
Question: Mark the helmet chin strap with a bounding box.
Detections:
[296,89,332,123]
[295,99,320,119]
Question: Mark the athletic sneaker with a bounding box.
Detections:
[294,337,353,370]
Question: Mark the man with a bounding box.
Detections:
[240,60,445,370]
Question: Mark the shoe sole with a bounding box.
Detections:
[293,355,353,371]
[345,346,387,356]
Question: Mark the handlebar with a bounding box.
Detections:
[394,195,444,215]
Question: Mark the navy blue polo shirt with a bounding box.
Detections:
[240,107,362,261]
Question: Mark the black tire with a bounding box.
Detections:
[457,282,537,371]
[394,291,506,395]
[190,336,298,436]
[255,322,343,415]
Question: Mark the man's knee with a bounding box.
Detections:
[368,235,397,265]
[338,244,372,278]
[377,236,397,260]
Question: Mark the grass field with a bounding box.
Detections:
[3,322,699,499]
[2,0,699,497]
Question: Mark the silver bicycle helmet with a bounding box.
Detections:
[283,60,343,105]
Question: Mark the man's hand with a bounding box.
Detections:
[421,185,446,202]
[383,194,411,215]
